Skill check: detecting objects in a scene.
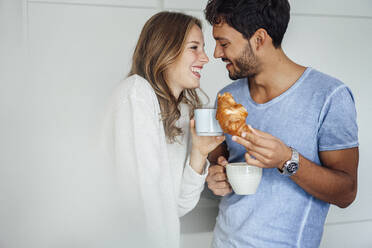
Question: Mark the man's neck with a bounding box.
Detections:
[249,49,306,104]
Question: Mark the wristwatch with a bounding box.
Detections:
[279,147,299,176]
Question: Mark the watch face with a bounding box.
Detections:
[287,162,298,173]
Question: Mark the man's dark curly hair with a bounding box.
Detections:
[204,0,290,48]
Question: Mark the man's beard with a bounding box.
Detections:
[228,43,260,80]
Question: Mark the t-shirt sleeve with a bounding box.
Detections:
[318,85,359,151]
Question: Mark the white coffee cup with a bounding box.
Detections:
[194,108,223,136]
[226,162,262,195]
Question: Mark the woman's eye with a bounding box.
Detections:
[190,46,198,50]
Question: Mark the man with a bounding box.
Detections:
[204,0,359,247]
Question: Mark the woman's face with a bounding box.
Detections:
[165,25,209,99]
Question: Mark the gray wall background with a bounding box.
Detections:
[0,0,371,247]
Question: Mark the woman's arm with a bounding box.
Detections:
[112,81,178,247]
[177,119,225,217]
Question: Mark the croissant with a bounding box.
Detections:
[216,92,251,136]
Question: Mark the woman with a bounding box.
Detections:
[104,12,224,247]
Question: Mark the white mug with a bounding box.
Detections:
[194,108,223,136]
[226,162,262,195]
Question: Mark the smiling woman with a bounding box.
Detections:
[129,12,208,142]
[164,25,209,98]
[102,11,224,248]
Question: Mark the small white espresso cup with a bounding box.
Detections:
[194,108,223,136]
[226,162,262,195]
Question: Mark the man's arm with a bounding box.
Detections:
[206,142,232,196]
[233,126,359,208]
[207,141,229,164]
[291,147,358,208]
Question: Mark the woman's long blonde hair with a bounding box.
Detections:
[129,11,205,143]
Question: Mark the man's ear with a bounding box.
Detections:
[251,28,269,50]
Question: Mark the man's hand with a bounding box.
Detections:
[206,156,232,196]
[232,125,291,169]
[232,125,359,208]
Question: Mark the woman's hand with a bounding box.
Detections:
[190,119,225,157]
[189,119,225,174]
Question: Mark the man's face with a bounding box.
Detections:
[212,22,260,80]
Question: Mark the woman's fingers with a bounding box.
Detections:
[189,119,196,135]
[214,135,226,145]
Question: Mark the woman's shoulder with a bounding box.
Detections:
[115,74,157,102]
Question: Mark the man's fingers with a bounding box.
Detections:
[248,125,272,138]
[208,165,225,176]
[217,156,228,166]
[247,149,272,164]
[206,172,227,182]
[213,187,232,196]
[234,133,267,149]
[214,173,227,181]
[233,136,270,154]
[208,181,230,189]
[244,152,266,168]
[206,171,227,184]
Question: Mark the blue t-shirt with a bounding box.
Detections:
[212,68,358,248]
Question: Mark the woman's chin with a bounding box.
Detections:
[189,79,200,89]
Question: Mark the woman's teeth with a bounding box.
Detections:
[191,67,201,73]
[191,67,201,78]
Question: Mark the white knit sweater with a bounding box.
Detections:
[103,74,208,248]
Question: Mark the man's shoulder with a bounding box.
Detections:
[305,68,346,93]
[218,78,247,95]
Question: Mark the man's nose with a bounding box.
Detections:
[214,45,224,58]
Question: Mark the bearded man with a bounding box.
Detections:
[204,0,359,247]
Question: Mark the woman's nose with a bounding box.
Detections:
[200,50,209,64]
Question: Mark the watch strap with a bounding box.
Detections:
[279,147,299,176]
[291,147,299,163]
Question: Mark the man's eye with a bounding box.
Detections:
[221,43,228,47]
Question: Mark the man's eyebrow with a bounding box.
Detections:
[214,37,229,42]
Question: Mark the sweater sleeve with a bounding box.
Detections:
[177,152,210,217]
[112,78,178,247]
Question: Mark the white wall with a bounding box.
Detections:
[0,0,371,247]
